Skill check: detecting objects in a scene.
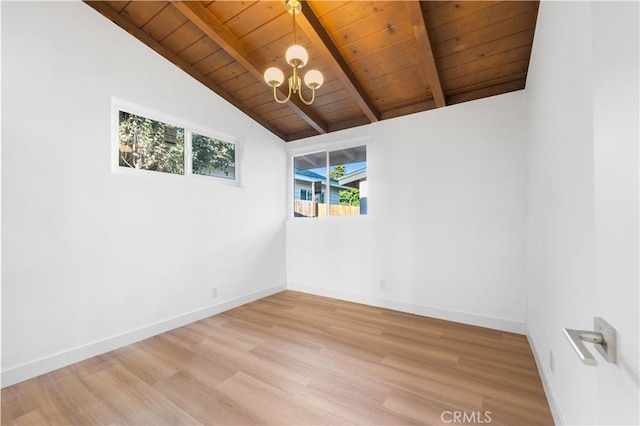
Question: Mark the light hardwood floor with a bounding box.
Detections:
[1,291,554,425]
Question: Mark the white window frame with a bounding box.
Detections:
[111,97,242,187]
[288,136,370,220]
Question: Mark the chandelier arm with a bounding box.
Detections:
[273,84,292,104]
[265,0,319,105]
[298,86,316,106]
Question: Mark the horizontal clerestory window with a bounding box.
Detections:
[113,98,239,184]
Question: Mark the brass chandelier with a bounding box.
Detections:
[263,0,324,105]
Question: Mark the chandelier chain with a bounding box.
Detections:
[292,5,296,46]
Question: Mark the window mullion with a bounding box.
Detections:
[325,150,330,217]
[185,128,192,176]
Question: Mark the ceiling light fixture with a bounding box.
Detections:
[263,0,323,105]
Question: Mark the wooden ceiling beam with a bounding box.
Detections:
[173,1,328,135]
[328,116,372,133]
[405,1,446,108]
[381,99,437,120]
[286,128,319,142]
[446,80,526,105]
[83,1,287,140]
[294,1,380,123]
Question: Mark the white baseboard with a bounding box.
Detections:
[1,284,286,388]
[287,283,526,334]
[527,327,565,425]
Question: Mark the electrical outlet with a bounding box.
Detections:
[379,280,387,290]
[549,349,555,372]
[211,287,218,298]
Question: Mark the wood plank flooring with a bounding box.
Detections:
[1,291,554,425]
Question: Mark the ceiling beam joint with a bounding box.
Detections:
[83,1,287,140]
[173,1,328,134]
[293,1,380,123]
[405,1,446,108]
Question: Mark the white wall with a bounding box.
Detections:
[1,2,287,386]
[286,91,527,333]
[592,3,639,424]
[525,1,639,424]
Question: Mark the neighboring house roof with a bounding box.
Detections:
[295,169,325,180]
[338,167,366,186]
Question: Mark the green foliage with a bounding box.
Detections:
[330,164,346,181]
[192,134,235,177]
[339,188,360,206]
[332,164,359,205]
[118,111,184,174]
[118,112,235,178]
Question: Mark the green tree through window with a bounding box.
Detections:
[118,110,237,180]
[192,133,235,179]
[331,164,360,206]
[118,111,184,174]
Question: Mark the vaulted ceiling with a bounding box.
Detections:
[85,1,539,141]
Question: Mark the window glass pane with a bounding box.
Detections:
[192,133,236,180]
[293,152,327,218]
[118,111,184,175]
[329,146,367,216]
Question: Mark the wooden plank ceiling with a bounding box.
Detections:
[85,1,539,141]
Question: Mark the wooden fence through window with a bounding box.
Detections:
[294,200,360,217]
